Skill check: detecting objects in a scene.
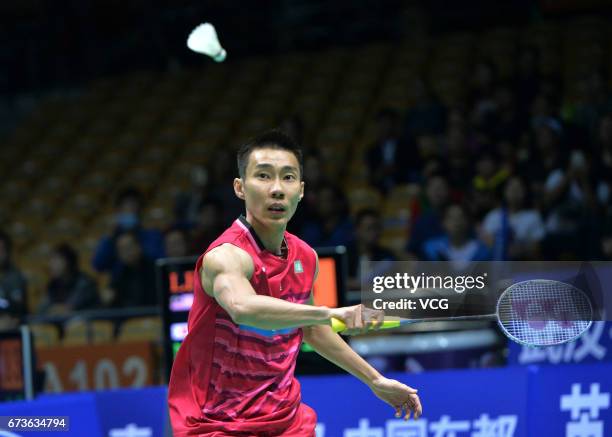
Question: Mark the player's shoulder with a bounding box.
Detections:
[203,243,254,275]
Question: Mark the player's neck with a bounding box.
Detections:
[245,213,286,255]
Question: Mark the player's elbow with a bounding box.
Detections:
[227,300,252,325]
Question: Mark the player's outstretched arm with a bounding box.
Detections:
[303,315,422,420]
[201,243,333,330]
[303,252,422,420]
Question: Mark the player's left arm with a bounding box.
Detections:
[302,249,422,420]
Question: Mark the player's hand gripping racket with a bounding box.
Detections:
[331,279,593,347]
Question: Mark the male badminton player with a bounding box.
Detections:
[168,130,422,436]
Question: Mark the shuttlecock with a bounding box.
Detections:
[187,22,226,62]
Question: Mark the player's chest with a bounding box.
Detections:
[253,259,311,303]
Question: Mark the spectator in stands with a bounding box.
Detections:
[0,231,27,330]
[571,70,612,135]
[496,139,519,174]
[208,150,243,223]
[444,125,473,194]
[288,152,327,234]
[416,134,441,178]
[597,112,612,154]
[543,148,603,226]
[471,151,510,220]
[174,165,209,229]
[519,116,565,192]
[365,108,418,193]
[542,147,604,259]
[165,228,190,258]
[481,176,545,260]
[38,243,99,315]
[346,209,396,290]
[515,45,540,116]
[300,185,354,248]
[594,113,612,203]
[601,233,612,260]
[423,204,491,270]
[92,187,164,280]
[406,175,449,259]
[101,231,157,308]
[189,197,226,255]
[488,85,522,142]
[470,60,498,131]
[404,78,446,137]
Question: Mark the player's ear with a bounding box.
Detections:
[234,178,245,200]
[299,180,304,201]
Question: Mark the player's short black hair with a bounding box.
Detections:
[237,129,303,180]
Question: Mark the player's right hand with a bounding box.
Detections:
[330,304,385,335]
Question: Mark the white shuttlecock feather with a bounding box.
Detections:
[187,22,226,62]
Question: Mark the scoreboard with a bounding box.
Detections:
[156,246,348,379]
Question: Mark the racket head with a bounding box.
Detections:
[496,279,593,347]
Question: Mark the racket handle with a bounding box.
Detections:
[331,318,401,332]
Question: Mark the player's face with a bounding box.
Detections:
[235,148,304,227]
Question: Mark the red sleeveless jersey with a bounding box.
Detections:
[168,216,318,436]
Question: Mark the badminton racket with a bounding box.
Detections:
[331,279,593,347]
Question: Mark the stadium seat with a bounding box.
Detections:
[62,319,89,346]
[36,176,70,202]
[117,317,162,343]
[30,323,60,348]
[91,320,115,344]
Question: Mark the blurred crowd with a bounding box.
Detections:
[1,44,611,331]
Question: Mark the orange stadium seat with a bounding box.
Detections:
[90,320,115,344]
[117,317,162,343]
[62,319,114,345]
[30,323,60,348]
[62,319,89,346]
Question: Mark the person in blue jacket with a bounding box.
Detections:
[92,187,164,280]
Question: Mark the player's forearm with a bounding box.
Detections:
[303,325,382,387]
[232,294,332,330]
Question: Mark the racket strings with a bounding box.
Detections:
[497,280,592,346]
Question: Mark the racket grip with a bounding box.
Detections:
[331,318,401,332]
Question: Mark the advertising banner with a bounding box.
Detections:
[36,342,155,393]
[1,363,611,436]
[301,367,528,437]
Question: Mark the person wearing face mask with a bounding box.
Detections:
[100,231,157,308]
[92,187,165,281]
